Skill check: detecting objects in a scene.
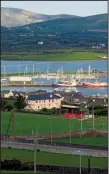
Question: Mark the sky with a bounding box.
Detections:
[1,1,107,16]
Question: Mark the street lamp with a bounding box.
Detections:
[87,99,96,130]
[69,123,72,143]
[72,150,81,174]
[34,133,36,173]
[34,128,38,173]
[50,124,52,145]
[80,103,84,132]
[92,99,95,130]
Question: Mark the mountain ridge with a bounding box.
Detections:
[8,13,107,34]
[1,7,80,27]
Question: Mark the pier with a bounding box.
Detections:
[1,83,86,88]
[1,83,53,87]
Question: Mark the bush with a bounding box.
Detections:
[1,159,108,173]
[21,108,60,115]
[5,104,13,111]
[37,149,40,152]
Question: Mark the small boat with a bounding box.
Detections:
[53,79,79,87]
[83,81,108,88]
[1,78,7,82]
[54,87,77,93]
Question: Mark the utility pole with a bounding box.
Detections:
[81,112,82,132]
[80,152,81,174]
[92,100,95,130]
[92,105,95,130]
[69,124,72,143]
[11,111,14,136]
[34,129,37,173]
[50,124,52,145]
[88,158,91,173]
[80,104,83,132]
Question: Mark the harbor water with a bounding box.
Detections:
[1,60,107,96]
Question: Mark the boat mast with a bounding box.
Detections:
[26,66,27,76]
[88,65,91,76]
[4,65,5,78]
[33,64,34,76]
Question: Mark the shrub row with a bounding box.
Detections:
[1,159,108,174]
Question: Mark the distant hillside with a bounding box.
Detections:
[1,13,108,53]
[1,7,79,27]
[10,13,107,33]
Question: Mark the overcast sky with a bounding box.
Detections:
[1,1,107,16]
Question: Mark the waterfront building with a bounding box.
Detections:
[26,92,64,111]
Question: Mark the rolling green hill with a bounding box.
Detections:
[1,13,108,57]
[10,13,107,33]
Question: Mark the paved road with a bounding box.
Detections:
[1,141,108,157]
[1,135,107,151]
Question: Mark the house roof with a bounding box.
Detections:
[87,97,106,106]
[12,91,26,96]
[27,90,47,96]
[27,92,62,101]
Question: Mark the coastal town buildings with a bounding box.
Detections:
[26,92,64,111]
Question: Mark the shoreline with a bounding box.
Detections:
[1,72,107,78]
[1,58,107,62]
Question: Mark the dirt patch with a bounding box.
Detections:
[1,130,107,141]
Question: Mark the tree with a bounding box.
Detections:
[0,98,7,111]
[14,95,27,111]
[5,104,13,111]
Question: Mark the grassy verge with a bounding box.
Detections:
[1,51,107,61]
[1,148,108,168]
[53,137,108,147]
[1,112,107,135]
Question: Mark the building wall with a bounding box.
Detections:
[26,98,63,110]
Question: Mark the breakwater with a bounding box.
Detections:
[1,83,53,87]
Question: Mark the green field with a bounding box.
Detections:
[1,148,108,169]
[1,112,107,135]
[1,51,107,61]
[53,137,108,147]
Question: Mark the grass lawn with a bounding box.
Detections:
[1,51,107,61]
[1,148,108,169]
[1,112,107,135]
[53,137,108,147]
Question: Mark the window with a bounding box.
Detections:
[74,98,79,102]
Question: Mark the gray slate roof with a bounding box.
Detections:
[27,92,62,101]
